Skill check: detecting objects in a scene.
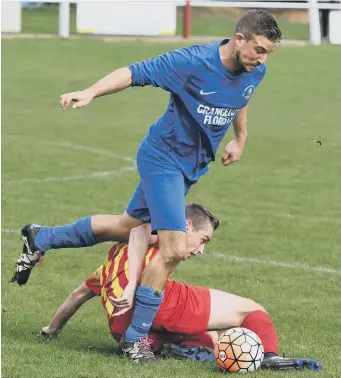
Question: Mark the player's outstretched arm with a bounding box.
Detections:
[60,67,133,110]
[110,224,156,317]
[221,105,248,167]
[41,283,96,339]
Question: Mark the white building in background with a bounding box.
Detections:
[76,1,178,36]
[1,1,21,33]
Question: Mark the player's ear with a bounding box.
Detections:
[235,32,246,47]
[186,219,193,231]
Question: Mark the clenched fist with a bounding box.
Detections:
[221,140,245,167]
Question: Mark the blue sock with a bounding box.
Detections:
[125,286,164,343]
[34,216,96,253]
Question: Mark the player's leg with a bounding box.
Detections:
[208,289,322,371]
[91,212,142,242]
[208,289,267,328]
[11,191,145,286]
[120,164,189,362]
[141,229,187,289]
[158,285,277,362]
[208,289,278,354]
[32,211,141,252]
[207,331,219,345]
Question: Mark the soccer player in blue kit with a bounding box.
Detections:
[12,10,282,363]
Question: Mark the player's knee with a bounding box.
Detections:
[237,301,268,325]
[162,244,188,267]
[158,231,188,268]
[248,300,267,314]
[175,244,188,261]
[242,301,267,319]
[256,303,267,313]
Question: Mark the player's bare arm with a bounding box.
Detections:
[110,223,157,317]
[127,224,157,286]
[221,105,248,166]
[41,283,95,339]
[60,67,133,110]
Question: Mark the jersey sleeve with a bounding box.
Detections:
[128,47,194,94]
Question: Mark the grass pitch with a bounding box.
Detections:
[2,37,341,378]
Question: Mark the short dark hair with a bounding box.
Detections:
[185,203,219,232]
[234,9,282,43]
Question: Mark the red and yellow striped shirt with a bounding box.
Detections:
[98,243,159,324]
[86,242,211,343]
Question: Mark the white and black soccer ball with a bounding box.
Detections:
[215,327,264,373]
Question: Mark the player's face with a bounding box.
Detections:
[234,33,276,72]
[185,220,214,259]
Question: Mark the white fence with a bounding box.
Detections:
[2,0,341,44]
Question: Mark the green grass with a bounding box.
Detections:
[2,38,341,378]
[21,4,309,40]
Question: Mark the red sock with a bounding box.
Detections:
[241,310,279,355]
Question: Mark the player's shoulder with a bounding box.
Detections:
[253,64,267,78]
[158,41,220,74]
[181,40,220,59]
[170,40,220,65]
[184,40,219,52]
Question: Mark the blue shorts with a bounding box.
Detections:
[126,144,192,233]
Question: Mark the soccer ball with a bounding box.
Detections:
[215,327,264,373]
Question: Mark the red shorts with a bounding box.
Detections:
[85,275,213,351]
[85,268,102,296]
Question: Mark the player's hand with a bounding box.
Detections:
[221,140,245,167]
[59,90,94,110]
[109,281,137,317]
[41,326,60,340]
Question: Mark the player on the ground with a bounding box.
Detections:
[12,10,282,362]
[40,241,322,371]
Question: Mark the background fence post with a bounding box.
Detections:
[184,0,191,39]
[59,1,70,38]
[308,0,322,44]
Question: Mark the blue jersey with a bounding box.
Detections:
[129,39,266,182]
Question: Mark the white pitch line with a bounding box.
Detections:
[211,251,341,276]
[1,230,339,276]
[1,228,19,234]
[3,142,137,184]
[5,167,136,184]
[55,142,136,164]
